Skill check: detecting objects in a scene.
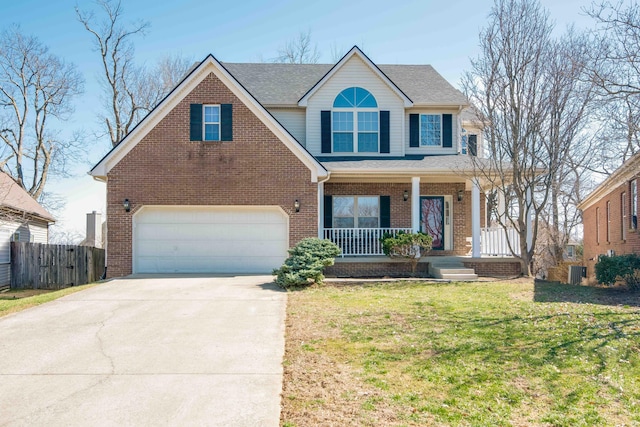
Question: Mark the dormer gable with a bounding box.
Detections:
[298,46,413,108]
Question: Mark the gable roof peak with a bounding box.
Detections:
[297,46,413,107]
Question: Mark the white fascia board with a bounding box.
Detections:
[91,55,327,183]
[298,46,413,108]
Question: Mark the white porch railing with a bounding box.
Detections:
[481,227,521,256]
[324,228,412,257]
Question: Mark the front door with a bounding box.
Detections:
[421,196,445,250]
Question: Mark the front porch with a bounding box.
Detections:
[315,163,529,278]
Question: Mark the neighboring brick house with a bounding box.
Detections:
[579,152,640,281]
[91,46,520,278]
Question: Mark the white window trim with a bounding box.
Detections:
[332,108,379,153]
[420,114,443,147]
[333,195,380,228]
[203,104,221,141]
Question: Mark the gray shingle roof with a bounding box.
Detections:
[0,172,55,222]
[221,62,467,107]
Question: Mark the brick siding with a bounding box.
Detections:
[583,178,640,281]
[106,72,317,278]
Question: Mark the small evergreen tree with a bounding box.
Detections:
[380,231,433,276]
[273,238,341,289]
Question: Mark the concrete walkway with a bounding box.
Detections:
[0,275,286,426]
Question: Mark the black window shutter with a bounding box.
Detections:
[468,134,477,156]
[380,196,391,228]
[321,111,331,153]
[443,114,453,148]
[323,195,333,229]
[221,104,233,141]
[380,111,390,153]
[190,104,203,141]
[409,114,419,147]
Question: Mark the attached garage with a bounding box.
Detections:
[133,206,289,274]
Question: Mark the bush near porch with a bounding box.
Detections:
[281,279,640,426]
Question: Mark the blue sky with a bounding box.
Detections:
[0,0,597,239]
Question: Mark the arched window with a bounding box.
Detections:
[332,87,378,153]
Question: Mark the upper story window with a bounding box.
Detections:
[409,113,453,149]
[203,105,220,141]
[332,87,378,153]
[420,114,442,146]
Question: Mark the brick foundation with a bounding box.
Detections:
[463,259,522,277]
[325,261,429,278]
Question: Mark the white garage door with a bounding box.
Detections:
[133,206,289,274]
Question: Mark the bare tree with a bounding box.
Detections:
[542,30,599,268]
[76,0,148,147]
[463,0,557,276]
[0,26,83,200]
[275,30,320,64]
[76,1,192,147]
[585,1,640,169]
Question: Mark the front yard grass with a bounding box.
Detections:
[281,279,640,426]
[0,284,98,318]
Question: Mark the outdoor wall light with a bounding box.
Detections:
[457,190,464,202]
[403,190,409,202]
[294,199,300,212]
[123,198,131,212]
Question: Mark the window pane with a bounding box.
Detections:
[358,217,378,228]
[333,133,354,152]
[334,217,355,228]
[358,133,378,152]
[333,196,354,217]
[358,112,378,131]
[333,112,353,131]
[420,114,441,146]
[357,197,379,217]
[355,87,377,107]
[204,106,220,123]
[204,124,219,141]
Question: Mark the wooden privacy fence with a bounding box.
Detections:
[10,242,105,290]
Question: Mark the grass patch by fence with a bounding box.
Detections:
[0,283,99,318]
[281,279,640,426]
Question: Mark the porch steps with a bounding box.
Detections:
[429,260,478,281]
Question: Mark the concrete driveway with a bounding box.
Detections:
[0,275,286,426]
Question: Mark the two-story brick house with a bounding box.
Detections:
[579,152,640,280]
[90,47,520,278]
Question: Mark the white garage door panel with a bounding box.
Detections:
[133,207,289,274]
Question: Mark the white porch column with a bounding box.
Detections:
[318,181,324,239]
[472,180,481,258]
[411,177,420,232]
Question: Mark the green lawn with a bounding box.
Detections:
[281,279,640,426]
[0,284,98,317]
